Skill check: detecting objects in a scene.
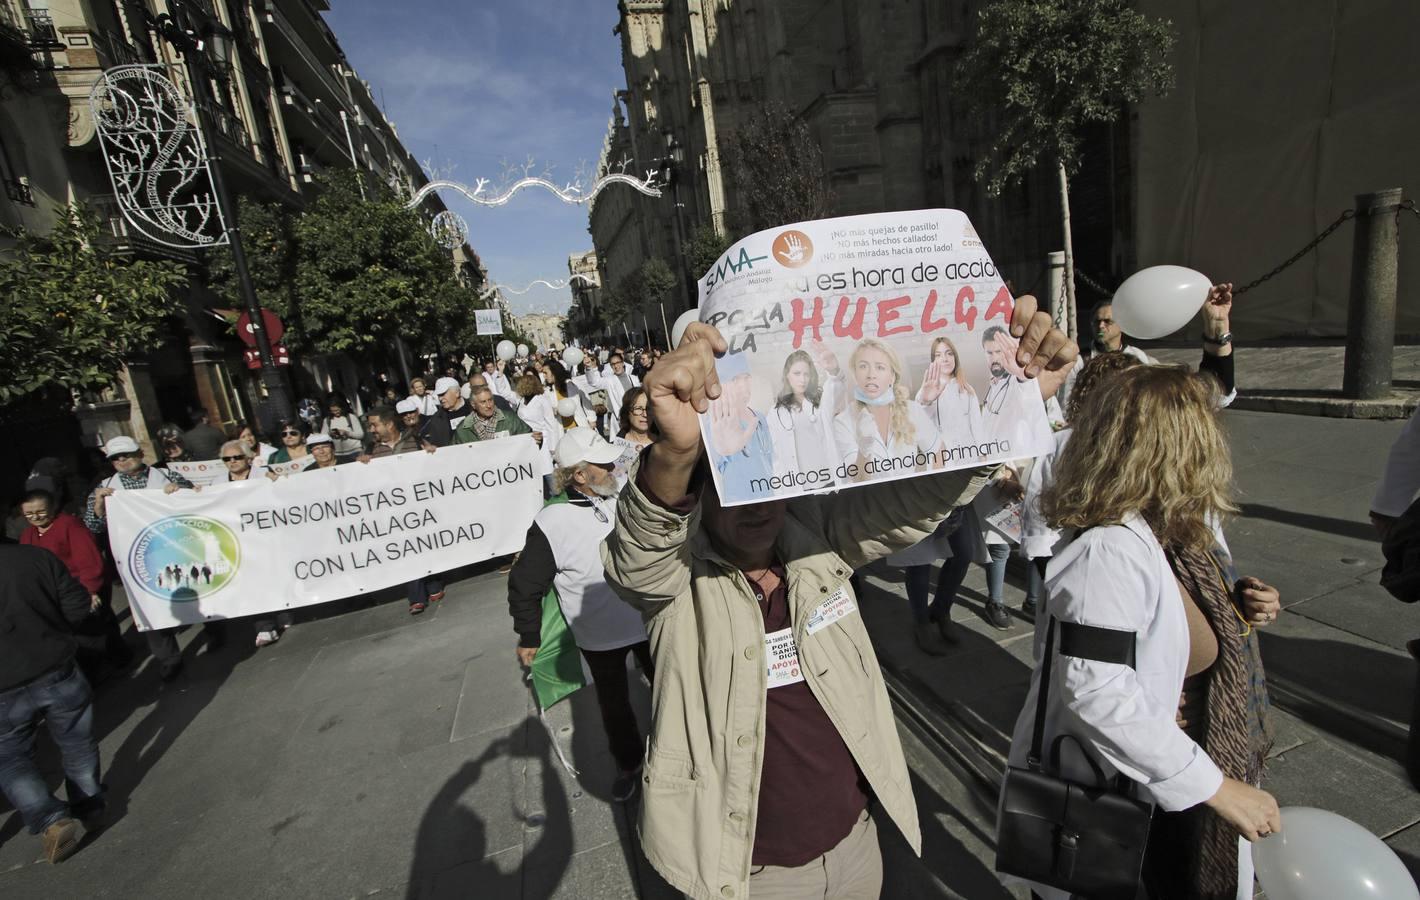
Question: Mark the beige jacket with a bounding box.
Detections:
[601,460,993,900]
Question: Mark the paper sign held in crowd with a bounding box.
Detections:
[106,438,543,630]
[696,209,1054,506]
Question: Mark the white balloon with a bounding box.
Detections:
[671,308,701,350]
[516,343,529,359]
[562,347,585,369]
[556,397,579,419]
[1109,265,1211,340]
[495,340,515,361]
[1253,807,1419,900]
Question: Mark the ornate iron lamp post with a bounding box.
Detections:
[152,1,294,428]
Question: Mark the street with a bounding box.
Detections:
[0,407,1413,899]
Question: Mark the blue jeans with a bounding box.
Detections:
[407,576,444,607]
[0,662,104,833]
[984,542,1011,605]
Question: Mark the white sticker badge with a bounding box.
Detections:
[806,587,858,635]
[764,627,805,689]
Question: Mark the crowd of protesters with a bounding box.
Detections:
[6,280,1417,900]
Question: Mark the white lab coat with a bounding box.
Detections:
[586,366,641,420]
[1020,428,1072,560]
[832,401,941,469]
[1373,409,1420,517]
[915,379,984,448]
[979,375,1053,456]
[1002,514,1248,900]
[407,393,439,417]
[765,396,840,482]
[518,390,591,476]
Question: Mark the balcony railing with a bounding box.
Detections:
[96,29,147,67]
[87,193,199,263]
[23,8,60,46]
[201,102,253,151]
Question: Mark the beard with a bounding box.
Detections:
[586,478,620,499]
[989,362,1005,378]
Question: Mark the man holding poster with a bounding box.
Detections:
[693,209,1055,506]
[602,264,1076,900]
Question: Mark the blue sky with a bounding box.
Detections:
[325,1,624,316]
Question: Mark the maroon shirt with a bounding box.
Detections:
[747,565,869,867]
[636,451,868,867]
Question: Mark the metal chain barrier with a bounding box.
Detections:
[1232,208,1355,295]
[1067,207,1361,300]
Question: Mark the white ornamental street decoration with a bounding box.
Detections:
[89,65,229,249]
[429,210,468,250]
[481,273,597,296]
[407,168,665,246]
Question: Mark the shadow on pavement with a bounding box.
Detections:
[99,616,256,833]
[1258,631,1413,762]
[879,771,1016,899]
[405,717,571,900]
[1239,503,1379,543]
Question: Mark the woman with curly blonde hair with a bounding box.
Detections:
[1005,365,1285,900]
[832,338,941,482]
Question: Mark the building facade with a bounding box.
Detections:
[0,0,476,481]
[592,0,1417,340]
[515,312,567,353]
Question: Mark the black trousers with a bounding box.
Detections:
[144,621,227,668]
[580,641,653,772]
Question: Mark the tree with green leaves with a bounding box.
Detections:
[686,224,731,283]
[721,101,833,236]
[208,169,485,367]
[0,205,188,405]
[955,0,1174,336]
[602,257,676,343]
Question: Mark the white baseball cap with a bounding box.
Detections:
[434,376,461,396]
[395,398,419,414]
[305,432,333,447]
[554,427,623,468]
[103,435,141,458]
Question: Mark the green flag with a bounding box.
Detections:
[527,493,587,710]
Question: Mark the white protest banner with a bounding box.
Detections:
[475,309,503,336]
[106,437,543,630]
[265,457,315,477]
[165,458,230,487]
[695,209,1054,506]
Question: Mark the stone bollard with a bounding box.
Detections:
[1343,188,1403,400]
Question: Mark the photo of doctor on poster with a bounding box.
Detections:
[697,209,1054,506]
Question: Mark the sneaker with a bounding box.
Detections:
[428,591,446,603]
[1021,598,1038,617]
[913,622,951,657]
[985,602,1011,630]
[41,818,81,864]
[254,630,280,648]
[409,602,427,616]
[611,767,642,802]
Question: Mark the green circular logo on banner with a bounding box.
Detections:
[126,516,241,604]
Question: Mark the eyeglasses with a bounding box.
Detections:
[109,452,139,461]
[282,430,302,437]
[630,406,648,415]
[220,455,247,462]
[22,510,50,519]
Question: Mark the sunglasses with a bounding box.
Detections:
[109,452,139,460]
[220,455,247,462]
[282,430,302,437]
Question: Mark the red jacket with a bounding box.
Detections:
[20,511,106,595]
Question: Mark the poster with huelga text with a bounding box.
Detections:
[696,210,1053,507]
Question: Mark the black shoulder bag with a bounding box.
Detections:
[996,618,1155,900]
